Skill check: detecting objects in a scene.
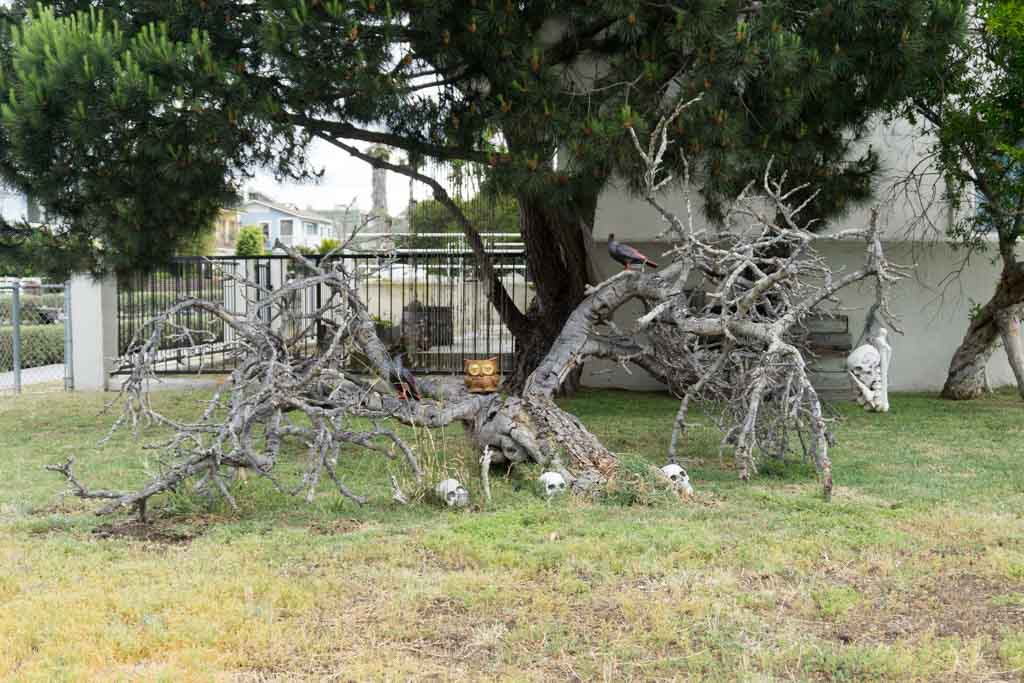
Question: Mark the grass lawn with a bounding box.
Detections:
[1,387,1024,681]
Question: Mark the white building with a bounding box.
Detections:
[583,119,1016,394]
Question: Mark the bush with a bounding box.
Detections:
[0,293,64,325]
[319,238,340,253]
[235,226,265,256]
[0,324,64,371]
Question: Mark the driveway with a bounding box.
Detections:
[0,363,66,392]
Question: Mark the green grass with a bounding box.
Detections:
[1,387,1024,680]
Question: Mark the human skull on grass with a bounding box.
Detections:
[539,471,567,497]
[435,478,469,507]
[660,463,694,495]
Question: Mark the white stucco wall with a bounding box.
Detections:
[582,118,1013,394]
[580,236,1016,394]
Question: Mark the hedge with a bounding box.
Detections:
[0,324,64,372]
[0,293,64,324]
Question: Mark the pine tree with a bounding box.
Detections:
[0,1,964,386]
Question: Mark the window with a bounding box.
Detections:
[305,221,318,236]
[279,219,294,236]
[259,222,270,239]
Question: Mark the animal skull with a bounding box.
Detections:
[539,471,568,497]
[660,463,694,495]
[435,478,469,508]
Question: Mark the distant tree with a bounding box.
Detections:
[235,226,265,257]
[176,224,217,257]
[403,192,519,250]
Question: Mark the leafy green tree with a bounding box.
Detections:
[896,1,1024,399]
[235,225,265,257]
[403,192,518,250]
[176,224,217,257]
[0,1,964,386]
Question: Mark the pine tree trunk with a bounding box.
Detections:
[997,305,1024,399]
[505,191,597,395]
[941,263,1024,400]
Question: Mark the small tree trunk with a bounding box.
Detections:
[997,305,1024,399]
[505,191,597,395]
[942,264,1024,400]
[940,314,1000,400]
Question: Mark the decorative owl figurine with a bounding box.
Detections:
[464,357,500,393]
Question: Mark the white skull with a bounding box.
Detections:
[660,463,694,495]
[539,471,568,497]
[435,478,469,507]
[846,344,882,408]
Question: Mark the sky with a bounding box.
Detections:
[247,138,434,217]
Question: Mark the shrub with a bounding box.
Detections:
[0,324,64,371]
[319,238,340,253]
[235,226,265,256]
[0,293,64,325]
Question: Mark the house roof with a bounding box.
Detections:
[242,198,334,224]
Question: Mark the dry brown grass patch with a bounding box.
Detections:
[837,571,1024,645]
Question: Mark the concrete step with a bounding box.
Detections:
[803,315,849,334]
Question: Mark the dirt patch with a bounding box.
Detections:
[92,520,198,545]
[835,571,1024,645]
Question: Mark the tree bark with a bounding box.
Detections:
[941,263,1024,399]
[997,305,1024,399]
[505,191,598,394]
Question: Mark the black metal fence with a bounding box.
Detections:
[116,251,532,375]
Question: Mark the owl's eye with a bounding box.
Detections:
[468,363,481,376]
[482,363,495,375]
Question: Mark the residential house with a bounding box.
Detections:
[212,208,243,255]
[240,198,335,251]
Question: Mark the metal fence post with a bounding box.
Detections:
[11,281,20,393]
[64,283,74,391]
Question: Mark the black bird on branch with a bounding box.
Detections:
[391,352,421,400]
[608,233,658,270]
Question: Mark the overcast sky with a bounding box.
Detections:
[0,2,438,216]
[248,138,434,216]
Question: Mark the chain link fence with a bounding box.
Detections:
[0,281,72,394]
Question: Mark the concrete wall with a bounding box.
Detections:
[582,117,1012,393]
[580,237,1016,393]
[70,274,117,391]
[592,119,959,244]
